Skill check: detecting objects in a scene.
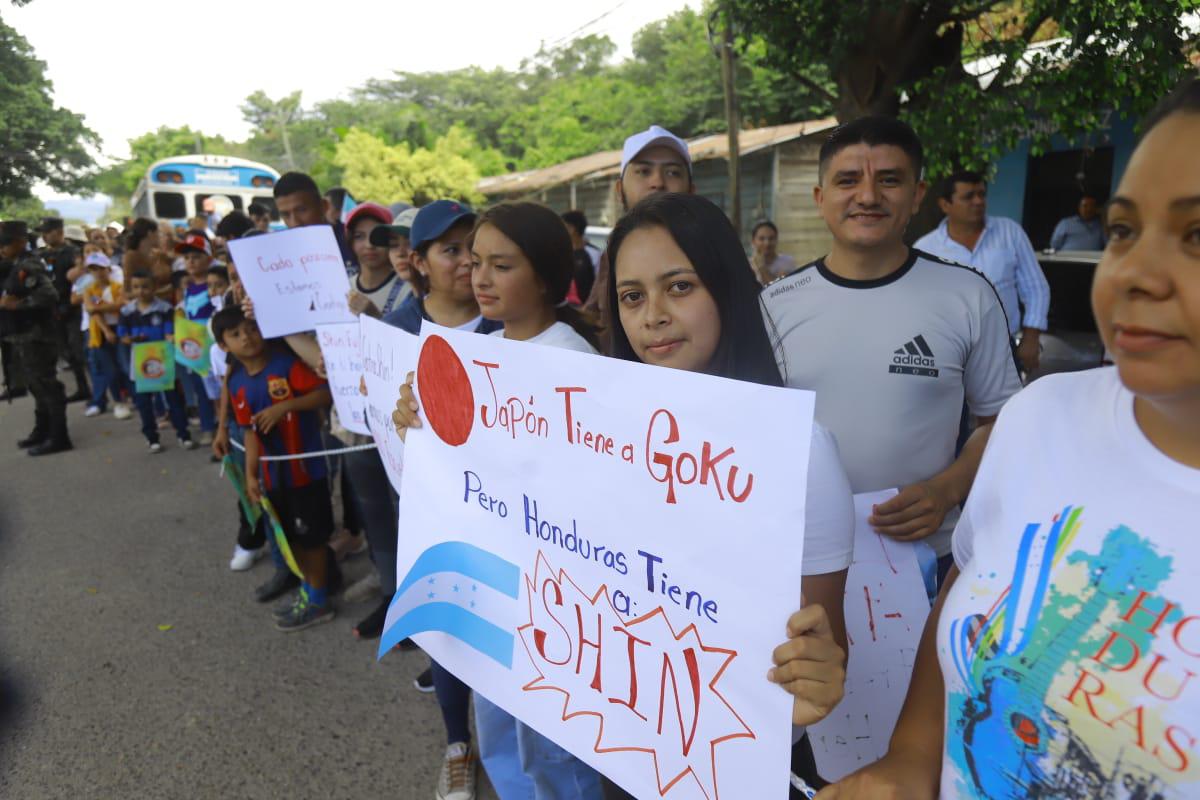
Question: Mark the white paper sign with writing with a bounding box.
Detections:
[316,322,369,436]
[358,315,417,493]
[228,226,353,338]
[380,323,816,800]
[808,489,932,781]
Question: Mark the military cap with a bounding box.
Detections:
[34,217,64,233]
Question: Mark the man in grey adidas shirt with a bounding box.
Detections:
[761,117,1021,572]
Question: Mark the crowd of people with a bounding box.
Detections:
[1,74,1198,800]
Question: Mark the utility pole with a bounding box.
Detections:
[719,8,741,235]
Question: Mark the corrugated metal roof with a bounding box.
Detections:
[478,117,839,197]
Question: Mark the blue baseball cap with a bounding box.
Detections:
[410,200,475,251]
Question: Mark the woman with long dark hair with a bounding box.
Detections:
[602,193,852,797]
[394,195,852,797]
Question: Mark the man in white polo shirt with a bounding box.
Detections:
[761,117,1022,578]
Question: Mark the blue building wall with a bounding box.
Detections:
[988,109,1138,224]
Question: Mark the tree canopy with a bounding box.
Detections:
[0,12,97,202]
[95,5,835,205]
[726,0,1198,176]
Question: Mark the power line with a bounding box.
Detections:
[544,1,629,49]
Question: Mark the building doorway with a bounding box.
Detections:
[1022,146,1113,249]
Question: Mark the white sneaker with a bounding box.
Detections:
[229,545,265,572]
[198,430,214,446]
[436,742,476,800]
[113,403,132,420]
[84,405,102,417]
[148,442,164,454]
[181,438,197,451]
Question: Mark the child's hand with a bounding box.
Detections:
[241,296,255,320]
[347,290,381,319]
[768,598,846,726]
[316,355,327,380]
[212,426,230,458]
[120,336,132,345]
[103,328,116,344]
[358,374,368,396]
[245,474,262,506]
[391,370,420,441]
[253,403,290,435]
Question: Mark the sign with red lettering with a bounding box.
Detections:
[359,316,418,492]
[809,490,932,781]
[228,225,354,338]
[381,324,816,799]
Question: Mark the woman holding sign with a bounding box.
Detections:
[394,199,849,796]
[819,81,1200,800]
[389,201,606,798]
[602,192,854,796]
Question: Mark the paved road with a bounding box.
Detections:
[0,395,498,799]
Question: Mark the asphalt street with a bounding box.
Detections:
[0,393,498,799]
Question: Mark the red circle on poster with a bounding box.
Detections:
[417,335,474,447]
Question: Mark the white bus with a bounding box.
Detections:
[130,154,281,229]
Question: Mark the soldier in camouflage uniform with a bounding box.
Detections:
[34,216,90,402]
[0,244,27,402]
[0,221,73,455]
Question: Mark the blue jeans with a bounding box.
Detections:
[133,389,189,444]
[87,344,119,409]
[474,694,602,799]
[180,365,215,432]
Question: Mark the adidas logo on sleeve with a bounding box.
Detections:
[890,334,939,378]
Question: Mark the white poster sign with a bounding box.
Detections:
[809,490,932,781]
[228,226,353,337]
[381,324,817,800]
[358,316,417,493]
[316,322,369,436]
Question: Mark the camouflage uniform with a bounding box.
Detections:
[1,224,71,454]
[35,216,89,399]
[0,254,27,399]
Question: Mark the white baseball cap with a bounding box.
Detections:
[620,125,691,178]
[85,252,112,268]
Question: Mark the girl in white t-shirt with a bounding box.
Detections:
[472,201,602,354]
[465,202,605,796]
[393,196,854,796]
[390,203,609,798]
[603,192,853,797]
[823,80,1200,800]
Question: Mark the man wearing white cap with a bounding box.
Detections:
[583,125,694,318]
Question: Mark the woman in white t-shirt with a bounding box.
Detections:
[393,197,853,796]
[390,203,608,797]
[822,80,1200,800]
[603,193,852,797]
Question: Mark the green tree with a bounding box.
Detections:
[0,193,47,222]
[239,90,304,170]
[500,74,658,168]
[0,13,97,200]
[726,0,1197,175]
[94,126,238,200]
[625,6,834,136]
[332,128,484,206]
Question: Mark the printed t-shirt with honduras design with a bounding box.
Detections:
[938,367,1200,799]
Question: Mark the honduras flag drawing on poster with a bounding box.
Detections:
[379,541,521,668]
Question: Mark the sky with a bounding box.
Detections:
[8,0,694,208]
